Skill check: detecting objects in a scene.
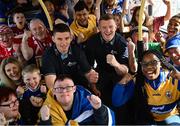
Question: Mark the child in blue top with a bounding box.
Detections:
[19,64,47,124]
[112,50,180,125]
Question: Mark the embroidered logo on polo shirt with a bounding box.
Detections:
[110,50,118,55]
[67,62,77,67]
[152,93,161,96]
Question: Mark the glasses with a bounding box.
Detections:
[0,99,19,108]
[53,86,74,93]
[141,60,160,68]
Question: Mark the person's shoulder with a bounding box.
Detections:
[43,45,55,57]
[87,33,101,44]
[76,85,91,96]
[70,20,76,28]
[115,33,127,45]
[88,14,96,21]
[115,32,126,40]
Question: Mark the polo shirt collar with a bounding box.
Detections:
[54,45,72,60]
[100,34,115,45]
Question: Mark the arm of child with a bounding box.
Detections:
[112,73,135,107]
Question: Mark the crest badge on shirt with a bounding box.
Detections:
[67,62,77,67]
[166,91,172,99]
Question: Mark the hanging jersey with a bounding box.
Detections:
[0,45,16,62]
[144,70,180,121]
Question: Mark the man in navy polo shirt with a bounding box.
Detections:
[42,23,98,89]
[85,14,129,106]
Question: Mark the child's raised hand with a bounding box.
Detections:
[170,70,180,80]
[22,30,31,41]
[77,33,85,43]
[87,95,101,110]
[119,73,134,85]
[30,96,44,107]
[127,37,135,54]
[40,104,50,121]
[40,85,47,94]
[16,86,25,97]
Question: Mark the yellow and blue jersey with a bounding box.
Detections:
[144,70,180,121]
[112,69,180,122]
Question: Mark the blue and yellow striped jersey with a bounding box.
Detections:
[145,70,180,121]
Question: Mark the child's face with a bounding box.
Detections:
[135,10,145,24]
[141,53,161,80]
[167,47,180,66]
[167,17,180,38]
[114,15,120,28]
[0,94,19,120]
[13,13,26,28]
[132,31,149,45]
[23,72,41,90]
[44,1,54,15]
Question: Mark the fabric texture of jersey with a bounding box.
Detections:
[43,85,115,125]
[144,70,180,121]
[70,14,96,42]
[112,69,180,122]
[0,45,16,62]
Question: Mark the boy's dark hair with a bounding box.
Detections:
[74,1,88,12]
[99,13,114,21]
[142,50,162,63]
[0,87,16,104]
[53,23,71,35]
[54,74,73,84]
[12,7,25,17]
[57,0,67,8]
[53,23,70,35]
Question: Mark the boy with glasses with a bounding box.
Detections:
[0,87,22,125]
[39,74,115,125]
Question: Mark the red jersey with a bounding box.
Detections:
[0,45,17,62]
[27,32,52,57]
[11,25,29,44]
[11,26,24,36]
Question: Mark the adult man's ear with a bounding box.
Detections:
[73,85,76,93]
[52,36,55,43]
[70,29,75,40]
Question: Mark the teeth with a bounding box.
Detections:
[147,71,153,74]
